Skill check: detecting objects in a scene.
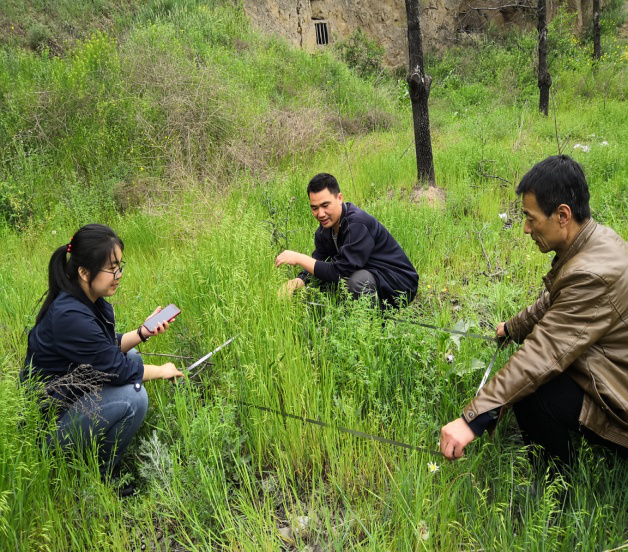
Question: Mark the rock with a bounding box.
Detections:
[261,475,277,494]
[294,515,310,537]
[278,525,295,544]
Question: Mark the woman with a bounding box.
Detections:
[22,223,183,483]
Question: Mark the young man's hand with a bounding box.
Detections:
[278,277,305,298]
[440,417,476,460]
[275,250,304,267]
[275,250,316,275]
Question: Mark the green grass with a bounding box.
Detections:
[0,0,627,550]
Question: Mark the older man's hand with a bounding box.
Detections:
[496,321,512,345]
[440,417,476,460]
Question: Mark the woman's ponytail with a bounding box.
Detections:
[36,245,74,325]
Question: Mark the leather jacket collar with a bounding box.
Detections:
[543,218,596,290]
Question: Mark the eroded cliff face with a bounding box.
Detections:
[242,0,594,68]
[242,0,406,66]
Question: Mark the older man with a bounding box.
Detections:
[440,155,627,468]
[275,173,418,308]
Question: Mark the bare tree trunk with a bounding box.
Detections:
[574,0,584,32]
[593,0,601,60]
[405,0,435,185]
[537,0,551,116]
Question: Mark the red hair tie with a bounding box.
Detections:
[67,236,74,253]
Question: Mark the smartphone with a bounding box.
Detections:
[143,304,181,333]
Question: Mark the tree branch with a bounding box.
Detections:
[477,160,513,186]
[465,3,533,10]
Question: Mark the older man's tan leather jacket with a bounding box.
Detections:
[463,219,628,447]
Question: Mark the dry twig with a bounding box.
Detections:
[40,364,116,417]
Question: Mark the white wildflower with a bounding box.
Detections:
[418,520,430,541]
[427,461,440,473]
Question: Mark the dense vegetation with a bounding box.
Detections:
[0,0,626,549]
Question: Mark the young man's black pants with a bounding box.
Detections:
[513,372,628,468]
[319,269,415,309]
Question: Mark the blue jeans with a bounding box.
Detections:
[55,350,148,475]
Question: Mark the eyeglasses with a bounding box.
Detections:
[100,261,126,279]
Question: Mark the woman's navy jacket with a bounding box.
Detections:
[22,290,144,406]
[298,202,418,304]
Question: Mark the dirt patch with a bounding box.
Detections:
[410,184,447,207]
[387,184,446,208]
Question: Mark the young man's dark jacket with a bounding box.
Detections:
[22,289,144,414]
[298,202,418,305]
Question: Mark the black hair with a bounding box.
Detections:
[307,173,341,196]
[36,224,124,324]
[516,155,591,223]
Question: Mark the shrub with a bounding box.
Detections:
[334,28,385,79]
[120,24,234,181]
[27,23,53,52]
[0,178,31,229]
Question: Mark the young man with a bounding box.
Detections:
[276,173,418,308]
[440,155,628,469]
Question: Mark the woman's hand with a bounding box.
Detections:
[142,363,185,381]
[159,362,184,380]
[121,307,176,353]
[141,306,173,339]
